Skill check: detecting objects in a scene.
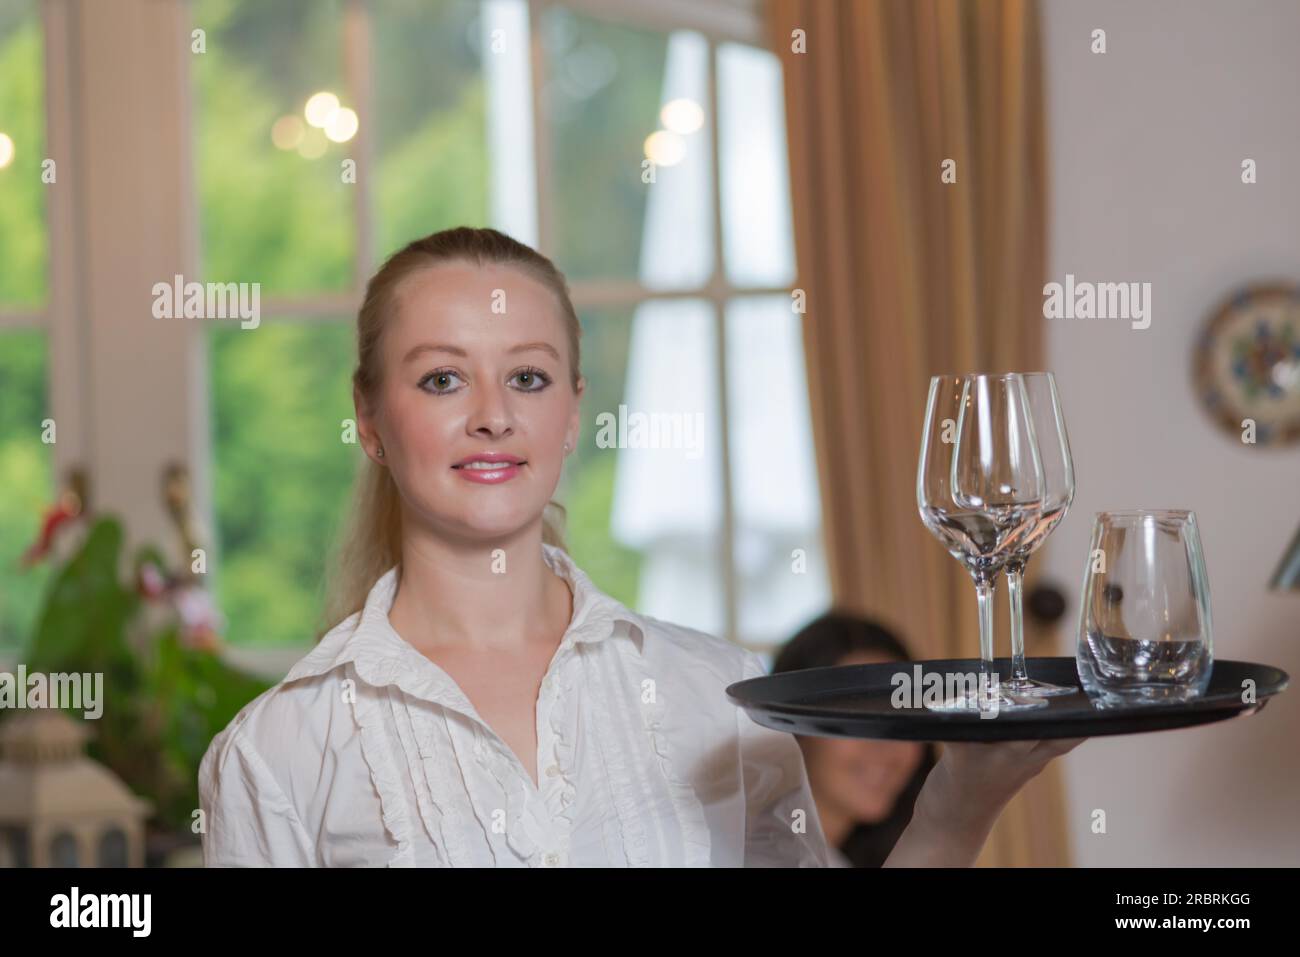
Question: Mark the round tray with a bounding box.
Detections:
[726,657,1290,741]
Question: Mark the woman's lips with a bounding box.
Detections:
[452,461,524,484]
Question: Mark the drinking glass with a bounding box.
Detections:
[1076,509,1214,706]
[1003,373,1075,696]
[917,374,1048,713]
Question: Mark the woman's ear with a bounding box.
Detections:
[354,385,385,464]
[565,376,585,454]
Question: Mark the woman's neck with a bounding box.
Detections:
[387,525,571,652]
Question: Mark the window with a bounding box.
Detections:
[0,826,28,867]
[194,0,828,661]
[0,0,53,655]
[195,0,493,650]
[544,9,829,647]
[0,0,48,306]
[50,831,78,867]
[98,827,128,867]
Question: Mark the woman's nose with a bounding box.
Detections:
[468,381,513,436]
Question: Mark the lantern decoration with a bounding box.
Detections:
[0,711,151,867]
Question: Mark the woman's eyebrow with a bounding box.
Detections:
[402,341,560,363]
[509,341,561,360]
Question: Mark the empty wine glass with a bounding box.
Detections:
[1003,373,1076,696]
[917,374,1048,713]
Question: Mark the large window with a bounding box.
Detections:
[194,0,828,660]
[194,0,492,649]
[0,0,53,654]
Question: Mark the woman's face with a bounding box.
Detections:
[357,260,582,544]
[800,651,926,824]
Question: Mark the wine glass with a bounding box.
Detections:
[1002,373,1076,696]
[917,374,1047,713]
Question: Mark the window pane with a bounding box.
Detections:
[372,0,490,259]
[193,0,353,296]
[718,43,795,287]
[50,832,77,867]
[0,330,52,653]
[208,321,357,646]
[97,828,128,868]
[0,0,48,307]
[0,826,29,867]
[725,296,829,644]
[543,11,713,290]
[558,308,643,611]
[561,301,724,636]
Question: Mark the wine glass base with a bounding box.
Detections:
[924,691,1048,714]
[1002,677,1076,697]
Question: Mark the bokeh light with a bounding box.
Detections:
[660,98,703,135]
[643,129,685,167]
[323,107,358,143]
[304,91,340,128]
[297,125,328,159]
[271,115,305,150]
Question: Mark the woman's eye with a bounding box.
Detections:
[418,368,551,394]
[512,368,552,392]
[418,370,462,393]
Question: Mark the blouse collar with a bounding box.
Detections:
[283,542,648,711]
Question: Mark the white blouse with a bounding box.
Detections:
[198,543,830,867]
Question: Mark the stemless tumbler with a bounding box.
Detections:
[1076,509,1214,706]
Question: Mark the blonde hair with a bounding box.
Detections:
[319,226,582,636]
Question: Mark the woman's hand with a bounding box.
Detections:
[883,737,1086,867]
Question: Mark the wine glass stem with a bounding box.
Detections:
[1007,560,1029,683]
[974,575,998,704]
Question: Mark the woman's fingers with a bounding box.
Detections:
[1029,736,1087,758]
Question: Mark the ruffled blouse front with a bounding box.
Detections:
[198,544,829,868]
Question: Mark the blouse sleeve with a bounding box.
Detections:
[198,725,317,867]
[736,650,831,867]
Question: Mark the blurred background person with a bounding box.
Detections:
[772,612,937,868]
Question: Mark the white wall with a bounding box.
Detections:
[1041,0,1300,866]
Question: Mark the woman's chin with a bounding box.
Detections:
[848,796,899,824]
[438,513,548,544]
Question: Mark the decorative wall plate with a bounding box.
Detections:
[1194,283,1300,445]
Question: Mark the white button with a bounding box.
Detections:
[543,851,560,867]
[545,764,560,778]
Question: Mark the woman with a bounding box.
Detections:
[773,613,937,867]
[199,226,1081,867]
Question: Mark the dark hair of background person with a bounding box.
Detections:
[771,612,938,868]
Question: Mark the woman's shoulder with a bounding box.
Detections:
[199,614,365,786]
[634,610,766,687]
[552,543,763,685]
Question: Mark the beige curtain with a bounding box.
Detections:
[767,0,1069,866]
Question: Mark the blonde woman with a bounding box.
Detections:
[198,226,1081,867]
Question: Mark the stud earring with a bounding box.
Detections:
[376,446,385,459]
[563,442,570,453]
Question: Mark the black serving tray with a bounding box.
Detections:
[726,656,1289,742]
